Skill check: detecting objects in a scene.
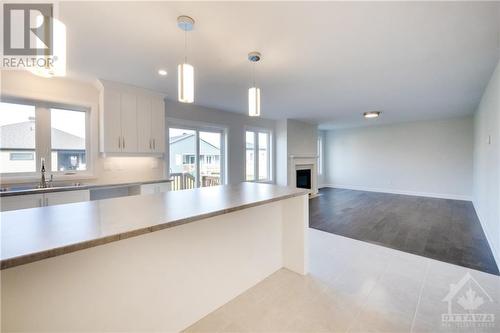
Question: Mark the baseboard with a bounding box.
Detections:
[473,201,500,270]
[320,184,472,201]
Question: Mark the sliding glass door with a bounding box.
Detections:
[168,126,224,191]
[199,131,222,187]
[169,128,197,191]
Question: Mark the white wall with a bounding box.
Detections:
[473,60,500,266]
[324,116,474,200]
[165,100,276,185]
[1,71,164,184]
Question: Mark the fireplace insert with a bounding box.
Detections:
[296,169,311,189]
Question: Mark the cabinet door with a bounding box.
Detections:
[136,95,152,153]
[0,194,44,212]
[102,89,122,153]
[151,98,165,153]
[120,92,138,153]
[140,182,170,195]
[44,190,90,206]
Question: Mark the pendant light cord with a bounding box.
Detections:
[252,62,256,87]
[184,30,188,64]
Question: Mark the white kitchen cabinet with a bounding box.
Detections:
[137,95,152,152]
[151,99,165,153]
[140,182,170,195]
[120,92,138,153]
[136,93,165,154]
[101,88,122,153]
[0,194,44,212]
[99,79,165,155]
[44,190,90,206]
[0,190,90,212]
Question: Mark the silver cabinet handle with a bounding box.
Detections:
[123,137,125,149]
[153,139,156,150]
[149,139,152,150]
[118,137,121,149]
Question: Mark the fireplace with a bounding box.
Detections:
[288,155,318,196]
[296,169,312,190]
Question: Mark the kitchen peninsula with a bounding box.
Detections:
[1,182,308,332]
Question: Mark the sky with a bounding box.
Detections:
[1,102,86,138]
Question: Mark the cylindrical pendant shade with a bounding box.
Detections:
[248,87,261,117]
[178,63,194,103]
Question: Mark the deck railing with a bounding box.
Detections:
[170,173,221,191]
[202,176,220,187]
[170,173,196,191]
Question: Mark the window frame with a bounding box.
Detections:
[167,118,227,188]
[0,97,92,180]
[245,127,273,183]
[317,134,323,175]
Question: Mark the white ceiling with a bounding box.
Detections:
[60,1,500,129]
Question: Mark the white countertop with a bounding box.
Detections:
[0,183,307,269]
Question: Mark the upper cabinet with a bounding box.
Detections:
[98,80,166,155]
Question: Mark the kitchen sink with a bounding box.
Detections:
[0,182,85,193]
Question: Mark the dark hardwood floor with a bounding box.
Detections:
[310,188,499,275]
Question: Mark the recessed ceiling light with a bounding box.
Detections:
[363,111,381,119]
[158,69,168,76]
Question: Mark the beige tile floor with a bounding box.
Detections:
[184,229,500,333]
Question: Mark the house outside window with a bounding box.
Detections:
[0,101,90,176]
[168,125,226,191]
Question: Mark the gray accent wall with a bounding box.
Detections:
[275,119,318,186]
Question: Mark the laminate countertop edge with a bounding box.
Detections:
[1,186,307,270]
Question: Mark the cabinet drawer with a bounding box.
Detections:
[0,194,44,212]
[44,190,90,206]
[140,183,170,195]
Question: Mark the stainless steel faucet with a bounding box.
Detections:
[38,159,47,188]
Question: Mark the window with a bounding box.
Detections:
[0,102,36,173]
[168,125,226,191]
[50,108,87,172]
[317,134,323,175]
[245,131,255,181]
[0,101,89,176]
[245,129,271,182]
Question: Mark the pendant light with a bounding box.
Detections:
[248,51,261,117]
[177,16,195,103]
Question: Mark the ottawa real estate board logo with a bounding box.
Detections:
[442,272,496,329]
[2,3,56,70]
